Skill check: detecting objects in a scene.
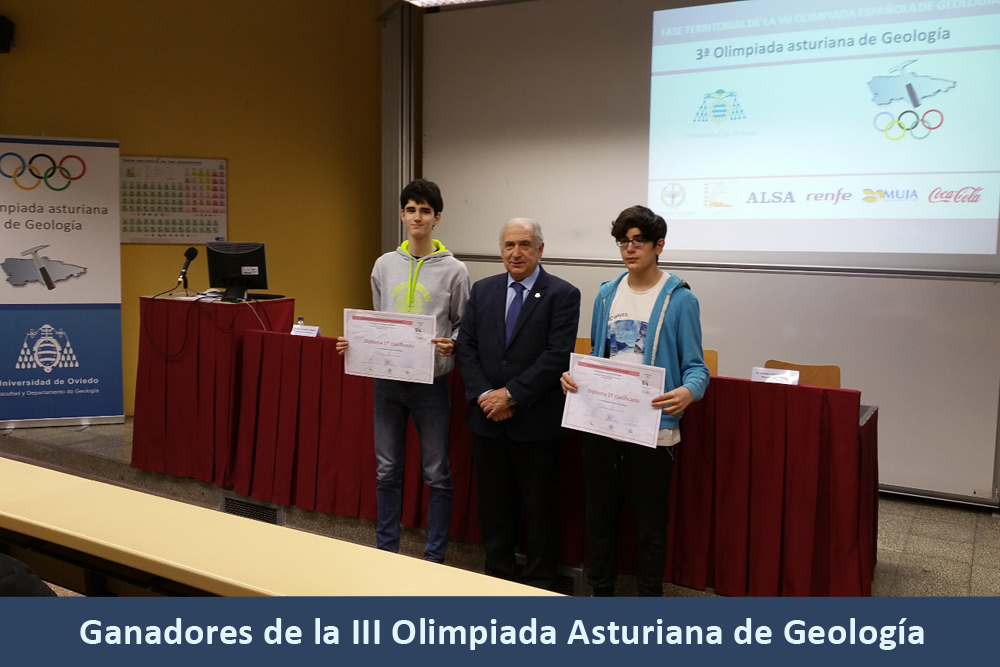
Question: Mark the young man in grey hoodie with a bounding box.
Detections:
[337,179,470,563]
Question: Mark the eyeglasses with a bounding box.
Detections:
[616,237,648,249]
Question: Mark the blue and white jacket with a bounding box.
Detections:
[589,271,710,430]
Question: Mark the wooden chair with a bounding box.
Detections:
[702,348,718,376]
[764,359,841,388]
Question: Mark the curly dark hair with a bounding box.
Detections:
[610,205,667,243]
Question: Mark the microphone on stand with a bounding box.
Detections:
[177,246,198,290]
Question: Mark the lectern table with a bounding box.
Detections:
[131,297,294,485]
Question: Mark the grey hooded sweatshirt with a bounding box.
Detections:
[371,239,471,378]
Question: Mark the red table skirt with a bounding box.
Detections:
[131,297,295,486]
[667,380,878,596]
[231,331,877,596]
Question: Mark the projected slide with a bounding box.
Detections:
[648,0,1000,255]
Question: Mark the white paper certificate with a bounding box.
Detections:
[343,309,436,384]
[561,353,665,448]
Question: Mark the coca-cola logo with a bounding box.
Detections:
[929,186,982,203]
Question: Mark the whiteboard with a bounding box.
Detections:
[423,0,1000,502]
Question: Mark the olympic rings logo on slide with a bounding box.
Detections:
[0,152,87,191]
[872,109,943,141]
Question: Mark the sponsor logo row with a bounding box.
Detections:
[661,184,984,211]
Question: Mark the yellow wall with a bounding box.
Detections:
[0,0,383,414]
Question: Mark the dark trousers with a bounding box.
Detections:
[470,432,560,590]
[581,433,674,597]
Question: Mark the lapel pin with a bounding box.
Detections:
[534,292,541,298]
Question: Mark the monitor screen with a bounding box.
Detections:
[204,241,268,302]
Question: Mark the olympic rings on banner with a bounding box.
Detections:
[884,120,907,141]
[898,110,919,131]
[13,165,44,190]
[0,152,87,190]
[0,151,26,178]
[44,165,73,191]
[921,109,943,130]
[872,109,944,141]
[910,119,931,140]
[873,112,894,132]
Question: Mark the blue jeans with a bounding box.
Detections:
[373,376,453,563]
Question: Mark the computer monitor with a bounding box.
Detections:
[204,241,268,302]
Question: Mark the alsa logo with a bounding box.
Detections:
[929,187,982,203]
[747,191,795,204]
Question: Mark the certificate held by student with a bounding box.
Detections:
[561,353,665,448]
[343,309,437,384]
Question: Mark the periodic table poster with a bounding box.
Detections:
[120,156,227,244]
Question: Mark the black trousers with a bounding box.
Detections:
[470,432,560,590]
[581,433,674,597]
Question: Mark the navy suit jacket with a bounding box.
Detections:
[456,266,581,441]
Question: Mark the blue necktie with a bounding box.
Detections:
[505,282,525,344]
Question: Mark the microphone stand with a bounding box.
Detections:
[174,247,198,296]
[169,273,191,297]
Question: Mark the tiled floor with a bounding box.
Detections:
[1,421,998,596]
[875,496,1000,596]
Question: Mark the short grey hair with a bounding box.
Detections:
[499,218,544,249]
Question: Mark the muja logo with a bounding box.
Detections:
[863,188,919,203]
[15,324,80,373]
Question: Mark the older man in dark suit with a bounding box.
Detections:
[456,218,581,589]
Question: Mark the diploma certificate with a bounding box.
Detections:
[561,353,665,448]
[343,309,436,384]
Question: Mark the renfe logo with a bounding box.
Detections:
[929,187,982,203]
[806,188,851,205]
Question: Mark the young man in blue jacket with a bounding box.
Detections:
[561,205,709,596]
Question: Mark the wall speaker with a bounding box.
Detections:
[0,16,15,53]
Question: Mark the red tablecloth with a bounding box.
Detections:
[233,331,878,596]
[131,297,294,485]
[665,381,878,596]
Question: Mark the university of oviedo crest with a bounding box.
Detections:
[694,89,745,124]
[16,324,80,373]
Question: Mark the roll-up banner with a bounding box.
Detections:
[0,136,124,427]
